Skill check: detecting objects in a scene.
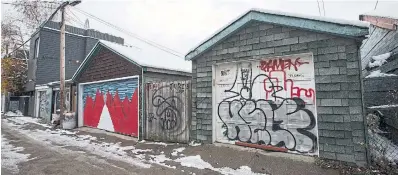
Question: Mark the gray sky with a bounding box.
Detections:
[2,0,398,59]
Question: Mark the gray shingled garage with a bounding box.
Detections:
[186,9,369,165]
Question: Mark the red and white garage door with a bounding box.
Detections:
[79,76,139,136]
[213,53,318,155]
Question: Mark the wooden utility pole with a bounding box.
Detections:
[59,1,81,124]
[60,5,66,121]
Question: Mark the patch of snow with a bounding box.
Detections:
[219,166,265,175]
[7,116,50,128]
[175,155,267,175]
[189,141,202,146]
[143,141,170,146]
[131,149,152,154]
[75,134,97,141]
[1,134,31,173]
[5,110,23,117]
[149,154,176,169]
[365,70,397,78]
[171,147,186,156]
[139,140,146,143]
[368,52,391,68]
[175,155,213,169]
[368,104,398,109]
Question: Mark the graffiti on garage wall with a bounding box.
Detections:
[215,53,318,154]
[83,78,139,136]
[146,81,191,143]
[39,90,51,119]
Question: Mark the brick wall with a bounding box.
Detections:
[191,21,367,165]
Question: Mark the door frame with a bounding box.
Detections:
[78,75,140,138]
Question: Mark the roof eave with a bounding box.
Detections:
[186,10,369,61]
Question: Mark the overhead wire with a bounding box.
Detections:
[66,6,85,27]
[321,0,326,16]
[316,0,322,16]
[5,1,68,57]
[71,6,183,58]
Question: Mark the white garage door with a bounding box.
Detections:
[213,53,318,155]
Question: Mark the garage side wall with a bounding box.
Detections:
[191,22,366,165]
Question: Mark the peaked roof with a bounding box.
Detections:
[185,9,369,60]
[72,40,191,81]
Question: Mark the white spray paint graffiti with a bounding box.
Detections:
[214,53,318,154]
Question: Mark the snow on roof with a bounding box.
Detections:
[363,10,398,20]
[99,40,191,73]
[368,52,392,68]
[252,8,369,28]
[365,70,397,78]
[186,9,369,59]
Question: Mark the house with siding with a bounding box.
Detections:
[186,9,369,166]
[72,40,191,139]
[29,21,124,122]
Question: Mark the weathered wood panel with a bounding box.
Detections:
[361,26,398,69]
[145,81,191,143]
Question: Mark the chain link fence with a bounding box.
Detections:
[367,113,398,172]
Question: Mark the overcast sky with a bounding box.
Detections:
[2,0,398,59]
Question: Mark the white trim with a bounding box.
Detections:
[78,84,84,127]
[79,75,139,85]
[43,27,98,40]
[137,75,140,139]
[35,85,50,90]
[212,65,216,143]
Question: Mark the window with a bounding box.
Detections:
[34,38,40,59]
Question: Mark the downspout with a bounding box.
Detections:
[140,67,145,141]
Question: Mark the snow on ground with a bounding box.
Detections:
[365,70,397,78]
[368,52,392,68]
[149,154,176,169]
[143,141,171,146]
[131,149,152,154]
[189,141,202,146]
[4,110,23,117]
[2,117,266,174]
[1,134,31,173]
[171,147,186,156]
[6,116,51,128]
[368,104,398,109]
[2,119,151,168]
[175,155,266,175]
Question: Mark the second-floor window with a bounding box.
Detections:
[34,38,40,59]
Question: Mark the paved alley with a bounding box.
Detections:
[1,116,339,175]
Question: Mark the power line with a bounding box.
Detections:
[316,0,322,16]
[374,0,379,10]
[65,10,85,27]
[321,0,326,16]
[71,7,183,58]
[6,2,67,57]
[66,6,85,26]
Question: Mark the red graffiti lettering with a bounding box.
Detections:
[263,71,315,102]
[259,57,309,72]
